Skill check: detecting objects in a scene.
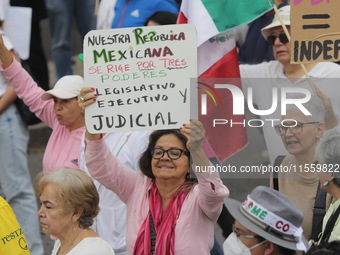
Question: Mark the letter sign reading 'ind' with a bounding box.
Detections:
[291,1,340,63]
[83,24,197,133]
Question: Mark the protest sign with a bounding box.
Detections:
[4,6,32,60]
[291,0,340,63]
[83,24,197,133]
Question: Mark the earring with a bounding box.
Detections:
[322,181,329,186]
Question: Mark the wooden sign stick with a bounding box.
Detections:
[272,4,317,95]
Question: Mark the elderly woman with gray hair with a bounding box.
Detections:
[272,96,332,243]
[316,132,340,244]
[35,168,115,255]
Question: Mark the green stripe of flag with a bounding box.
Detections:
[201,0,274,32]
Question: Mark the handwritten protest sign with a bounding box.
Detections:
[291,0,340,63]
[83,24,197,133]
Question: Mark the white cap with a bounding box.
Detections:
[41,75,84,100]
[261,5,290,40]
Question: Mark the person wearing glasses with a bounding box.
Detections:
[239,5,340,165]
[223,186,309,255]
[238,0,288,64]
[0,34,153,255]
[271,96,332,243]
[79,87,229,254]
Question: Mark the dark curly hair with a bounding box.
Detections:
[306,241,340,255]
[145,11,178,26]
[139,129,189,179]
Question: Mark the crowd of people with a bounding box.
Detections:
[0,1,340,255]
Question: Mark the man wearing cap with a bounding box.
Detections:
[223,186,309,255]
[240,5,340,165]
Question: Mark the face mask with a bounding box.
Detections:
[223,232,266,255]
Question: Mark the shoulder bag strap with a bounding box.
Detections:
[273,155,285,191]
[310,182,327,242]
[319,202,340,244]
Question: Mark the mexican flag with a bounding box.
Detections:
[178,0,273,162]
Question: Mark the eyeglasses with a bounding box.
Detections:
[267,33,289,45]
[233,224,260,239]
[151,148,190,160]
[274,122,319,135]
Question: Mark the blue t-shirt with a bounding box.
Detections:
[111,0,179,28]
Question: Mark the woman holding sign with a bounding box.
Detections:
[0,34,85,172]
[240,5,340,165]
[80,88,229,255]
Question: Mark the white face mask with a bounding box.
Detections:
[223,232,266,255]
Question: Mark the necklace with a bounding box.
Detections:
[57,228,84,255]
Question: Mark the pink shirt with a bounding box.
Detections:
[1,59,84,171]
[85,138,229,254]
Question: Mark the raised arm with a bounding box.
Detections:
[79,87,144,202]
[314,85,338,130]
[180,120,229,221]
[180,119,211,168]
[0,35,56,127]
[77,87,100,141]
[0,84,16,114]
[0,35,16,67]
[0,37,20,113]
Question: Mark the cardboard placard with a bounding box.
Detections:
[291,0,340,63]
[83,24,197,133]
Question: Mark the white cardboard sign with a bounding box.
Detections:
[83,24,197,133]
[4,6,32,60]
[291,0,340,63]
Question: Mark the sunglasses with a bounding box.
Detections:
[267,33,289,45]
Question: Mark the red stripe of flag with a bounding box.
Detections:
[178,9,247,162]
[199,48,247,162]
